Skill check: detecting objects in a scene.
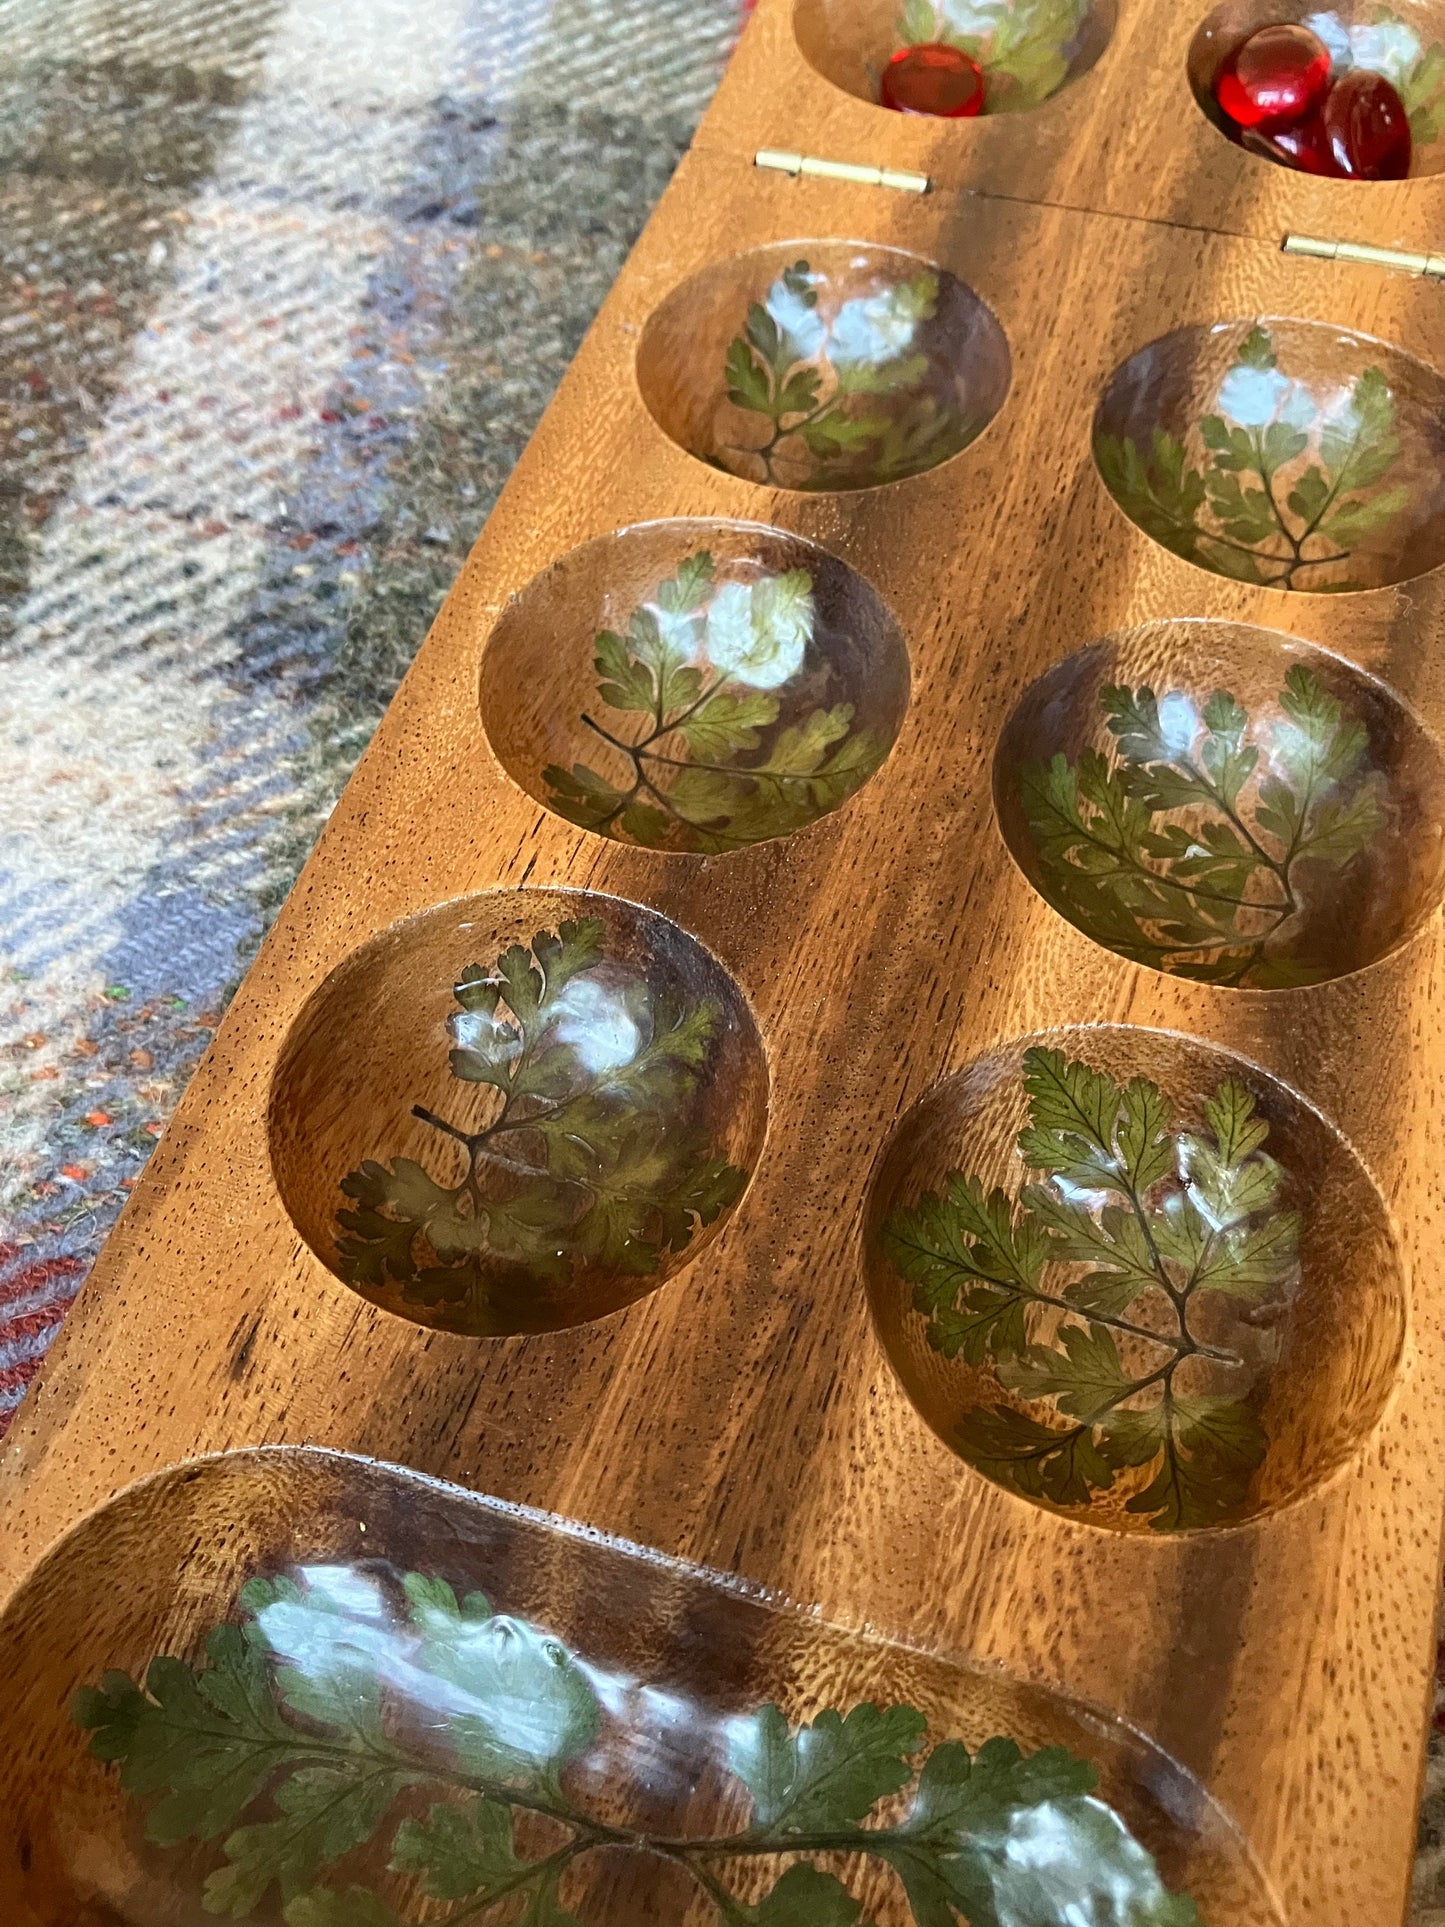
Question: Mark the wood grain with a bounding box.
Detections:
[4,5,1445,1921]
[748,0,1445,249]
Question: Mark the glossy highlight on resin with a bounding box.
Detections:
[1012,666,1388,986]
[73,1568,1204,1924]
[0,1447,1288,1925]
[1094,317,1445,593]
[543,553,889,847]
[719,257,981,488]
[882,1049,1298,1530]
[881,39,986,113]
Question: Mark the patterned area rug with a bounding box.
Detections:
[0,2,1440,1914]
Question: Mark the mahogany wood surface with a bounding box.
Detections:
[770,0,1445,249]
[4,4,1445,1921]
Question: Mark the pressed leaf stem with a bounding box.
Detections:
[987,1360,1183,1473]
[1217,802,1295,910]
[583,714,865,793]
[1157,749,1305,965]
[1248,423,1358,589]
[1029,647,1392,987]
[582,696,715,761]
[750,390,841,479]
[1251,429,1306,579]
[204,1721,1106,1926]
[411,1095,567,1155]
[437,1844,590,1926]
[402,984,585,1228]
[409,1105,547,1187]
[1119,1174,1186,1321]
[581,680,724,757]
[1021,799,1289,917]
[893,1057,1293,1527]
[1228,429,1352,590]
[964,1116,1251,1477]
[577,706,855,847]
[1050,704,1320,982]
[580,709,727,838]
[1133,463,1350,587]
[1130,475,1290,571]
[1152,1386,1188,1524]
[966,1260,1242,1368]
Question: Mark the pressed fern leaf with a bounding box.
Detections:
[716,258,968,490]
[333,920,746,1313]
[542,552,890,852]
[1017,666,1386,985]
[391,1799,535,1902]
[1400,34,1445,144]
[726,1703,1202,1926]
[896,0,938,42]
[883,1048,1298,1531]
[739,1864,871,1926]
[389,1800,582,1925]
[73,1570,597,1923]
[74,1566,1206,1925]
[727,1701,927,1835]
[1097,322,1412,591]
[284,1891,401,1927]
[72,1618,419,1916]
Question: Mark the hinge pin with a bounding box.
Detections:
[754,148,931,194]
[1283,232,1445,278]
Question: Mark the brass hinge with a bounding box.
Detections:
[1283,232,1445,279]
[754,148,931,194]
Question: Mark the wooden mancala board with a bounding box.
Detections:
[4,0,1445,1922]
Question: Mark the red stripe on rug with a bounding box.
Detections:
[0,1243,87,1313]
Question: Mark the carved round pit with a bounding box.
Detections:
[794,0,1118,113]
[638,241,1010,492]
[863,1026,1406,1533]
[994,620,1445,987]
[268,890,769,1336]
[0,1447,1286,1925]
[480,519,910,854]
[1094,316,1445,592]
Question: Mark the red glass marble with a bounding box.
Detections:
[1214,24,1332,131]
[1323,68,1413,179]
[1241,112,1341,176]
[881,42,986,118]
